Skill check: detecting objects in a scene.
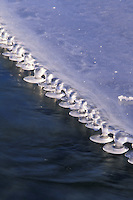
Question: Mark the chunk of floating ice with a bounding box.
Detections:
[0,39,7,45]
[45,86,56,92]
[69,110,88,118]
[60,89,75,100]
[127,158,133,165]
[103,130,131,154]
[90,135,113,144]
[7,36,15,46]
[9,55,24,62]
[59,101,72,109]
[0,43,13,50]
[125,150,133,164]
[78,116,90,124]
[16,53,36,70]
[85,119,100,130]
[38,82,47,88]
[23,76,45,83]
[69,99,90,117]
[42,84,55,92]
[2,43,21,57]
[50,78,60,87]
[81,113,100,124]
[45,82,66,99]
[0,28,5,36]
[118,95,133,101]
[23,53,35,63]
[0,31,9,41]
[34,67,47,78]
[38,72,54,87]
[68,98,84,110]
[9,47,25,61]
[103,143,129,154]
[0,36,15,49]
[45,91,65,99]
[89,123,113,143]
[59,90,77,108]
[18,63,36,71]
[78,112,98,123]
[69,102,82,110]
[23,67,47,83]
[59,93,77,108]
[85,122,101,131]
[2,51,13,57]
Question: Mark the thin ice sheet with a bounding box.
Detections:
[0,0,133,135]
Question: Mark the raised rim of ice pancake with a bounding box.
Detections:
[23,76,45,83]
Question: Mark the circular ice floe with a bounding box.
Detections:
[59,90,77,108]
[90,135,113,144]
[9,47,25,62]
[125,150,133,164]
[103,143,129,154]
[45,91,65,99]
[9,55,24,62]
[86,123,101,131]
[2,43,21,57]
[103,130,133,154]
[0,31,9,42]
[45,82,66,99]
[38,71,54,87]
[69,110,88,118]
[59,101,73,109]
[78,116,91,124]
[90,123,113,143]
[42,84,56,92]
[16,53,36,70]
[0,32,15,52]
[23,66,47,83]
[23,76,45,84]
[19,63,36,71]
[0,36,15,49]
[69,100,89,117]
[79,112,100,124]
[39,75,58,92]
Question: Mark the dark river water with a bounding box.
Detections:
[0,49,133,200]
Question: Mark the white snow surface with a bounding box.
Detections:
[1,0,133,135]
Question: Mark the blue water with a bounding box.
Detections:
[0,49,133,200]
